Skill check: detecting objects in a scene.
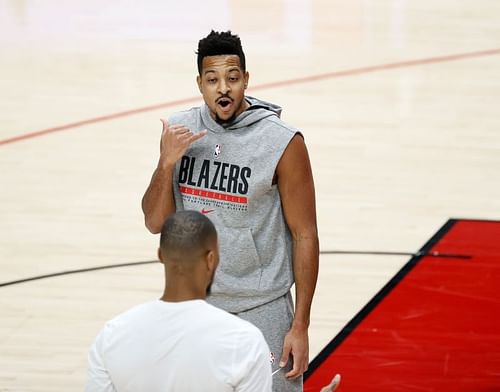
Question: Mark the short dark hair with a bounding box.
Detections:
[160,211,217,261]
[196,30,246,74]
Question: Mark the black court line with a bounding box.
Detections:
[0,243,471,288]
[304,218,459,380]
[0,260,158,288]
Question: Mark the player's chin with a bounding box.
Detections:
[216,109,235,122]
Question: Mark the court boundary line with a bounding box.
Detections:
[1,47,499,147]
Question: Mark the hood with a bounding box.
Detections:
[201,96,282,132]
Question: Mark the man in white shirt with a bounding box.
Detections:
[85,211,272,391]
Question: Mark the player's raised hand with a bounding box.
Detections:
[159,119,207,167]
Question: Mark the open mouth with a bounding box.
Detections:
[217,98,233,111]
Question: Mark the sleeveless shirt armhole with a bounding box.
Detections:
[271,130,303,186]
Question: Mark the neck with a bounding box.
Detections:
[160,291,205,303]
[160,278,207,303]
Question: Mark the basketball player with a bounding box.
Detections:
[85,211,272,391]
[142,30,319,391]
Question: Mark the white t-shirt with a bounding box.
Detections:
[85,299,272,392]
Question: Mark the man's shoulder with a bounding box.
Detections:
[264,114,299,135]
[103,300,158,329]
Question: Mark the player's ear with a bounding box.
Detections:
[206,249,217,273]
[244,71,249,89]
[157,248,164,264]
[196,75,202,93]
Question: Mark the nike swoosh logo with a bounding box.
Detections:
[201,208,215,215]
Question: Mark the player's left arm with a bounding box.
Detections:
[276,133,319,379]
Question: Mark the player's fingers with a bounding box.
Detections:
[161,121,189,139]
[177,129,206,144]
[285,354,307,379]
[279,342,291,369]
[320,374,341,392]
[178,132,197,143]
[285,364,301,380]
[189,129,207,142]
[169,124,190,133]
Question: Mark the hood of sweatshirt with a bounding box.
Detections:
[200,96,282,133]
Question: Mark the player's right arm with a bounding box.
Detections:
[142,120,206,234]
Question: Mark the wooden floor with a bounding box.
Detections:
[1,1,499,390]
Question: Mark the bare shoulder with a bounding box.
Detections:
[277,133,311,178]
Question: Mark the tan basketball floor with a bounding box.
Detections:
[1,1,500,390]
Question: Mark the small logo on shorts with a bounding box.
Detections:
[270,352,276,364]
[214,144,221,158]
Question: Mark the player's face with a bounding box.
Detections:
[197,55,249,124]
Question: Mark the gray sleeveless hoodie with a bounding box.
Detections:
[170,96,298,313]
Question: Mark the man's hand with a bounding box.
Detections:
[159,119,207,167]
[279,325,309,379]
[141,120,206,234]
[320,374,341,391]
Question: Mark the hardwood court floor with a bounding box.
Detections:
[1,1,500,390]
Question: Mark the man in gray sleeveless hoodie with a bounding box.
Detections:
[142,30,319,392]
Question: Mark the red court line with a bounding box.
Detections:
[0,96,201,147]
[1,48,499,147]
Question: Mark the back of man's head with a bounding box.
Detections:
[159,210,217,264]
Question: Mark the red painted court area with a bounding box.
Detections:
[305,219,500,391]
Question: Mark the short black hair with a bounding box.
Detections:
[160,211,217,261]
[196,30,246,75]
